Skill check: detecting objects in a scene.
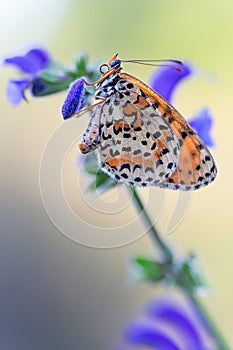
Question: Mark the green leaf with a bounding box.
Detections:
[175,254,207,293]
[73,52,101,83]
[74,53,88,76]
[84,153,99,175]
[32,81,70,97]
[39,63,71,84]
[82,152,116,192]
[130,256,166,282]
[88,170,116,191]
[84,84,97,96]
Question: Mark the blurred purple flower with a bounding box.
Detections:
[124,297,215,350]
[149,61,192,103]
[3,47,51,105]
[61,78,85,119]
[149,61,215,147]
[4,48,51,74]
[30,76,51,97]
[6,79,29,105]
[189,108,215,147]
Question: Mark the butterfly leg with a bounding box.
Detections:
[73,98,105,118]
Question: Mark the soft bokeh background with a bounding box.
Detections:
[1,0,233,349]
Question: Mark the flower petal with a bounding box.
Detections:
[146,299,206,350]
[61,78,85,119]
[189,107,215,147]
[25,48,51,70]
[6,79,29,105]
[149,61,192,102]
[4,48,51,75]
[125,322,180,350]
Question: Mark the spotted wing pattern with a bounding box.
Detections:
[97,85,180,186]
[160,120,217,190]
[121,73,217,190]
[80,78,181,186]
[79,70,217,191]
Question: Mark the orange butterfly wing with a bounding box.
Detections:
[121,72,217,190]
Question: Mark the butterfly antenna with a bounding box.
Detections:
[121,59,183,71]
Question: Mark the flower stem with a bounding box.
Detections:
[130,187,173,264]
[130,187,231,350]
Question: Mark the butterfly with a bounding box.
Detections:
[77,54,217,191]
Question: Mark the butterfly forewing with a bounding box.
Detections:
[121,72,217,190]
[160,127,217,190]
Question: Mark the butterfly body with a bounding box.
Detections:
[79,55,217,191]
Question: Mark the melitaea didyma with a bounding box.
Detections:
[76,54,217,191]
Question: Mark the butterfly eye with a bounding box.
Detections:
[99,64,109,74]
[110,59,121,68]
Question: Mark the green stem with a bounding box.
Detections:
[130,187,231,350]
[130,187,173,264]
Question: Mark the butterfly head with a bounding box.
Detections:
[106,53,120,67]
[99,53,122,74]
[109,58,121,68]
[107,53,122,70]
[84,54,123,87]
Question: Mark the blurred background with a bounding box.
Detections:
[1,0,233,349]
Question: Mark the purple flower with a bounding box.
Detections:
[4,48,51,74]
[6,79,29,105]
[189,108,215,147]
[3,47,51,105]
[149,61,192,103]
[149,61,215,147]
[124,297,215,350]
[61,78,85,119]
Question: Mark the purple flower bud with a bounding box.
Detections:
[61,78,85,119]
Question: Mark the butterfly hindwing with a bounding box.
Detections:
[96,80,180,187]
